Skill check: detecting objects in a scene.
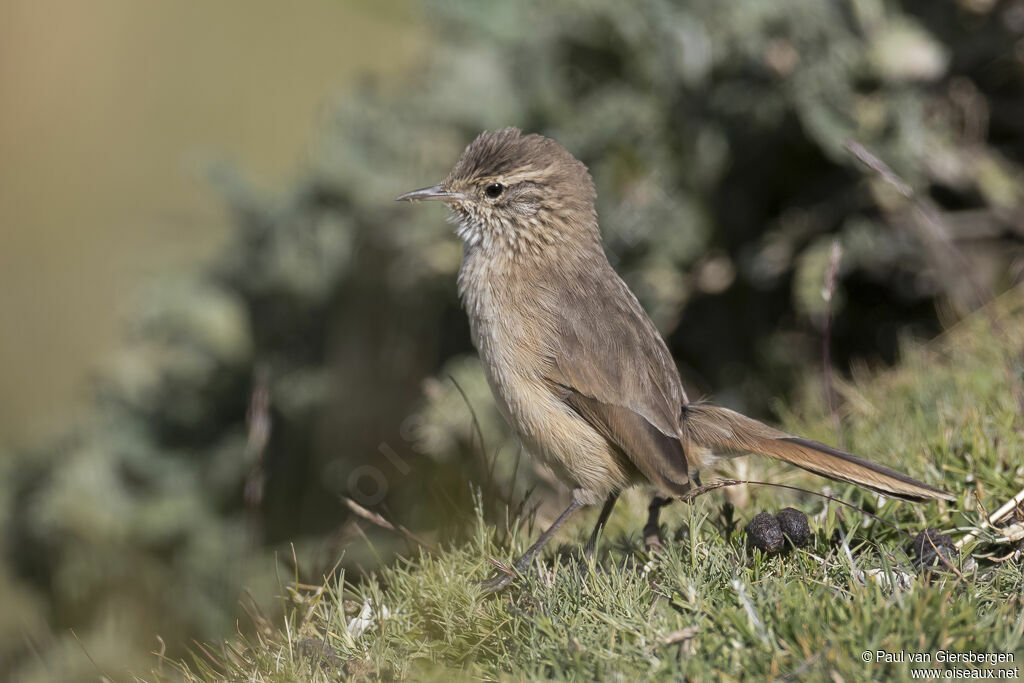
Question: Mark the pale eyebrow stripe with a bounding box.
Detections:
[489,168,555,185]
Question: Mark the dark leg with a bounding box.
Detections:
[643,496,674,552]
[478,498,585,594]
[583,492,619,559]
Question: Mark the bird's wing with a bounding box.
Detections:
[543,264,692,494]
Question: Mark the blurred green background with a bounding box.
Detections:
[1,0,1023,680]
[0,0,420,447]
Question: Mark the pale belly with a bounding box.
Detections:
[472,319,637,502]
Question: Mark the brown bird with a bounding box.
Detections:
[397,128,954,593]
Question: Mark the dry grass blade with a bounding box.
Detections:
[341,497,438,553]
[486,557,514,576]
[658,626,699,647]
[843,141,913,197]
[923,533,966,581]
[70,629,104,679]
[957,485,1024,548]
[822,239,844,448]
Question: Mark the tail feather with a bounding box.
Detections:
[680,404,954,502]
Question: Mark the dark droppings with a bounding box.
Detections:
[776,507,811,548]
[910,528,958,571]
[747,512,786,554]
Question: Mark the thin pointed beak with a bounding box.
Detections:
[395,184,455,202]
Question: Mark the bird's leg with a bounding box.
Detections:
[478,498,585,594]
[583,492,619,560]
[643,496,674,553]
[644,473,701,552]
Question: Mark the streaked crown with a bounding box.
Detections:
[398,128,599,253]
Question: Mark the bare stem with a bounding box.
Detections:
[342,496,439,553]
[844,140,1024,422]
[822,239,844,448]
[956,485,1024,549]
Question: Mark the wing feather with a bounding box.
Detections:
[543,262,691,492]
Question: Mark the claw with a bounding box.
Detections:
[644,533,664,554]
[643,519,665,554]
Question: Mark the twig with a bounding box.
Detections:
[450,376,487,468]
[844,140,1024,420]
[657,626,699,647]
[341,497,438,553]
[451,375,506,505]
[996,523,1024,543]
[70,629,104,679]
[956,485,1024,549]
[822,239,844,448]
[924,533,966,581]
[192,639,225,671]
[244,365,271,549]
[843,142,913,197]
[153,635,167,676]
[990,547,1021,563]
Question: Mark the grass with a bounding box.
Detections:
[163,289,1024,682]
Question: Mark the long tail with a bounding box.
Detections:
[679,404,954,502]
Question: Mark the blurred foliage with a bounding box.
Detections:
[2,0,1024,679]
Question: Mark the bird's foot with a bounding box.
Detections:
[644,534,664,554]
[476,558,523,595]
[643,524,665,555]
[476,570,517,595]
[636,538,663,578]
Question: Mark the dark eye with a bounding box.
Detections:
[484,183,504,199]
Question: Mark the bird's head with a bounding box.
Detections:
[397,128,599,253]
